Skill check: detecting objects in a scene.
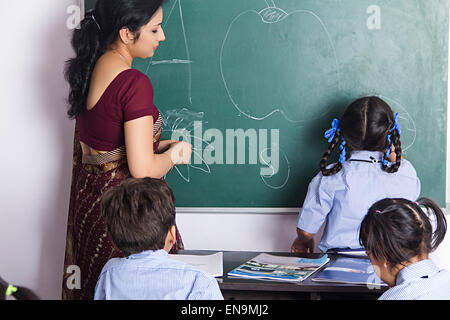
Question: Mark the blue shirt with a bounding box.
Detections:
[297,151,421,252]
[94,250,224,300]
[379,259,450,300]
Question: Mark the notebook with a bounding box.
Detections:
[227,253,330,282]
[169,252,223,278]
[312,256,387,287]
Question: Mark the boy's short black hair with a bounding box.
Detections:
[101,178,176,256]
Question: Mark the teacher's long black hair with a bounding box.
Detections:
[65,0,166,119]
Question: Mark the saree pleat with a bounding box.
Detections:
[62,130,184,300]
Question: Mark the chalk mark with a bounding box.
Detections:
[377,95,417,152]
[220,4,341,123]
[150,59,193,65]
[260,148,290,190]
[162,108,212,182]
[146,0,193,104]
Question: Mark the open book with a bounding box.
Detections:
[227,253,330,282]
[169,252,223,278]
[312,256,387,287]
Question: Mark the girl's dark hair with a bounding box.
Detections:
[0,277,40,300]
[101,177,176,256]
[360,197,447,270]
[320,96,402,176]
[65,0,166,119]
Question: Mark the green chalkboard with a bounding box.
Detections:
[84,0,449,207]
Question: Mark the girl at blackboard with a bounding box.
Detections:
[291,96,420,253]
[360,197,449,299]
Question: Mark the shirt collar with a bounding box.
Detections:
[349,150,383,161]
[127,249,168,260]
[395,259,440,286]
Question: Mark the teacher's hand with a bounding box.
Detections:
[169,141,192,165]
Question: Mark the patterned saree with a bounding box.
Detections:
[62,122,184,300]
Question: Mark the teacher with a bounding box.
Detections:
[62,0,191,300]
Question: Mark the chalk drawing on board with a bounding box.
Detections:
[145,0,212,182]
[377,95,416,152]
[162,108,212,182]
[220,0,341,123]
[260,148,291,190]
[146,0,193,104]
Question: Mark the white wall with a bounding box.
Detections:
[0,1,448,300]
[177,212,299,252]
[0,0,76,300]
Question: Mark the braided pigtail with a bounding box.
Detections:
[320,119,346,176]
[381,133,392,172]
[384,129,402,173]
[381,112,402,173]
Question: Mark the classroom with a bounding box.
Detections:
[1,0,449,303]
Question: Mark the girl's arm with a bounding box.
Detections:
[125,116,192,179]
[291,228,315,253]
[291,173,334,253]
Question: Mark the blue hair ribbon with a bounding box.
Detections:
[324,118,340,143]
[390,112,402,135]
[324,118,347,164]
[339,139,347,164]
[386,134,392,159]
[385,145,391,160]
[324,118,347,163]
[384,133,392,165]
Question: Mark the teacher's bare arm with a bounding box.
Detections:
[125,116,192,179]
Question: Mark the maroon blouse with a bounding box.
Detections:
[76,69,161,152]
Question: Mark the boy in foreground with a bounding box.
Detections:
[94,178,223,300]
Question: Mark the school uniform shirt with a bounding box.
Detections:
[379,259,450,300]
[94,249,224,300]
[297,150,421,252]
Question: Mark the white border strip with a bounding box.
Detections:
[447,4,450,208]
[80,0,85,18]
[176,207,301,214]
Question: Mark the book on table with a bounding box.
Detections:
[227,253,330,282]
[333,248,368,258]
[312,256,387,287]
[169,252,223,278]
